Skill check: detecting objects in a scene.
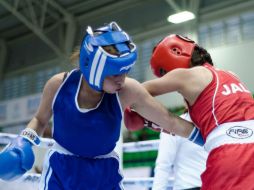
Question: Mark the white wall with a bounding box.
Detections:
[209,41,254,91]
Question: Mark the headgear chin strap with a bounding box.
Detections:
[150,34,196,77]
[79,22,137,91]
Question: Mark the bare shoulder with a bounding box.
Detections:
[166,67,197,78]
[43,72,66,94]
[34,72,66,119]
[161,68,191,83]
[123,77,141,90]
[121,77,146,96]
[182,66,213,104]
[118,77,145,109]
[167,66,212,82]
[160,68,194,91]
[189,66,213,81]
[190,65,211,72]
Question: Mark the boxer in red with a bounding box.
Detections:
[125,34,254,190]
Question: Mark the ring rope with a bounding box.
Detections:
[17,174,174,188]
[0,132,160,152]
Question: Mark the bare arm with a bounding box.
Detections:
[142,69,186,97]
[27,73,65,136]
[119,77,193,137]
[143,67,213,105]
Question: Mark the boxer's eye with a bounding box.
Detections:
[102,45,119,56]
[159,68,167,76]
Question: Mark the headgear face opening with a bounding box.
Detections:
[150,34,196,77]
[79,22,137,91]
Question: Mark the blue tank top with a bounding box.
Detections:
[52,69,122,157]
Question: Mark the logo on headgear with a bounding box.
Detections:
[120,62,135,71]
[226,126,253,139]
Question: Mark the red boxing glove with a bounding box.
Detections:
[124,107,145,131]
[124,107,163,132]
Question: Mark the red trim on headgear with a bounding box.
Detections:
[150,34,196,77]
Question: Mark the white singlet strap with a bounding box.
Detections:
[51,142,74,155]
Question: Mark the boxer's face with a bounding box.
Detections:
[103,74,127,93]
[101,45,128,93]
[103,45,119,56]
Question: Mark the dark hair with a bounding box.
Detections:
[191,46,213,67]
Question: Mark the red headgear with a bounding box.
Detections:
[150,34,196,77]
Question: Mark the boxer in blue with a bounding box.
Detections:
[0,22,195,190]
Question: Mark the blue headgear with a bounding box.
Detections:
[79,22,137,91]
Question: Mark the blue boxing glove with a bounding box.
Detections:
[188,126,205,146]
[0,128,40,181]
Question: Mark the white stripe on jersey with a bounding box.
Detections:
[210,67,220,127]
